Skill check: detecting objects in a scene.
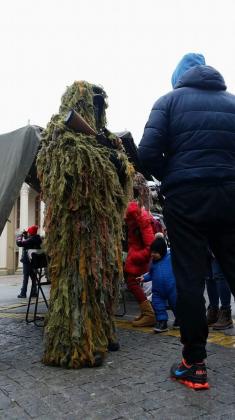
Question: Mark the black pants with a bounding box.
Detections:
[21,262,37,295]
[163,184,235,363]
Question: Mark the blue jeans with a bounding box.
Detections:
[206,260,231,309]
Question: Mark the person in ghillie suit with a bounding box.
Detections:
[37,81,134,368]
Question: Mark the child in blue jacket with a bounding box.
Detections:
[140,237,178,333]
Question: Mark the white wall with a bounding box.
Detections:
[0,224,8,274]
[28,189,37,227]
[0,184,44,275]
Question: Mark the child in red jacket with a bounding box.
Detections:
[124,200,156,326]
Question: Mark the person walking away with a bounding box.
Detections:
[140,237,178,333]
[206,255,233,330]
[16,225,42,298]
[138,53,235,390]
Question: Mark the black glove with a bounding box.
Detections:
[96,132,113,149]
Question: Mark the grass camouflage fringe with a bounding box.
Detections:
[37,81,134,368]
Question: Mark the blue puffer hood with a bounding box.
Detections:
[175,65,227,91]
[171,53,206,88]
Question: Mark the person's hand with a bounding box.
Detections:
[136,276,144,283]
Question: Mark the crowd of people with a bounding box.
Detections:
[124,186,234,335]
[15,52,235,390]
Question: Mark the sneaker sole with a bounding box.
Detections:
[171,377,210,390]
[153,328,168,333]
[213,323,234,330]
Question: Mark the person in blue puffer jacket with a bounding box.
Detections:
[140,237,178,333]
[138,53,235,389]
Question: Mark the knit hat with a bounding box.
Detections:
[27,225,38,236]
[155,232,164,239]
[150,237,167,258]
[171,53,206,88]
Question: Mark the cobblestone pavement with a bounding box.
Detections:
[0,276,234,419]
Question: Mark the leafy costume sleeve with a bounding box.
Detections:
[37,81,134,368]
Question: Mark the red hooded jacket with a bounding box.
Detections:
[124,201,155,276]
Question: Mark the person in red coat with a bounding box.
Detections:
[16,225,42,298]
[124,200,156,326]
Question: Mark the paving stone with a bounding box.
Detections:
[0,406,31,420]
[111,402,145,417]
[0,315,234,418]
[131,413,155,420]
[88,407,122,420]
[13,396,52,418]
[0,392,12,410]
[147,404,208,419]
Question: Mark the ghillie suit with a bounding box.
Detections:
[37,81,134,368]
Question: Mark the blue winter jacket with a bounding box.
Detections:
[138,65,235,195]
[143,250,176,293]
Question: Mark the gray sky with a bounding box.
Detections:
[1,0,235,143]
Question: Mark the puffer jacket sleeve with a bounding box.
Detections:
[143,270,152,282]
[138,95,168,181]
[131,214,155,264]
[19,235,42,249]
[16,234,23,247]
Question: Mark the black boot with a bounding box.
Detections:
[86,352,104,367]
[108,341,120,351]
[17,292,26,298]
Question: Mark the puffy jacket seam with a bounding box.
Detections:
[172,109,235,118]
[166,165,235,173]
[145,125,165,131]
[172,128,235,136]
[170,148,235,153]
[139,145,163,151]
[150,108,167,113]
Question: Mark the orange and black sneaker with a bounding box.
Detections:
[170,359,209,390]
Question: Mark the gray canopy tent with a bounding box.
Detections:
[0,125,149,236]
[0,125,41,236]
